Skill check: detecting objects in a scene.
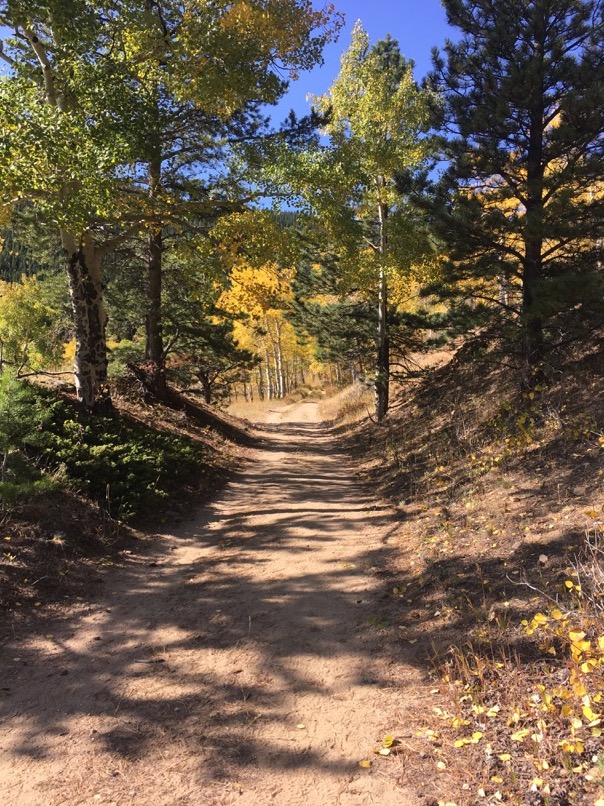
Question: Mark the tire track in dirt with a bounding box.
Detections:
[0,401,435,805]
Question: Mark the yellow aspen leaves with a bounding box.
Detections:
[453,731,483,747]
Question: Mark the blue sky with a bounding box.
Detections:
[274,0,456,123]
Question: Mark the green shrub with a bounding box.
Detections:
[0,373,55,507]
[34,389,202,519]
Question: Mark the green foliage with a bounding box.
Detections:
[266,23,438,274]
[0,375,211,518]
[0,229,55,281]
[0,0,342,407]
[107,338,146,381]
[0,373,55,506]
[166,318,259,406]
[265,24,439,416]
[289,256,376,372]
[33,390,202,519]
[422,0,604,364]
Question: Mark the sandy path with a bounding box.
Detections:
[0,401,431,805]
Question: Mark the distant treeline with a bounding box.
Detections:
[0,230,59,282]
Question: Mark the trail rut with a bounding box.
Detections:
[0,401,434,805]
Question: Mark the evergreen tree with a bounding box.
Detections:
[288,254,376,380]
[424,0,604,378]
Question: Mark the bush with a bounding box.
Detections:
[0,373,54,508]
[36,393,203,519]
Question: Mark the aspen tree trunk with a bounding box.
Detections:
[274,320,286,398]
[375,201,389,422]
[24,28,111,412]
[263,340,273,400]
[257,365,264,400]
[61,231,111,412]
[271,342,281,397]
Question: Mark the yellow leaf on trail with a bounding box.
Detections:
[550,608,564,620]
[511,729,530,742]
[358,759,372,768]
[453,732,482,747]
[498,753,511,761]
[378,748,391,755]
[382,735,395,747]
[582,705,600,722]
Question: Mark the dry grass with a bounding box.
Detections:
[345,338,604,804]
[317,380,374,424]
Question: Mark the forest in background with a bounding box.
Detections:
[1,0,602,421]
[1,1,604,802]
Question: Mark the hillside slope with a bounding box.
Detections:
[346,340,604,803]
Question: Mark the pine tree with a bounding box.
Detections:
[425,0,604,378]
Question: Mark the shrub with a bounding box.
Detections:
[33,389,203,519]
[0,373,55,507]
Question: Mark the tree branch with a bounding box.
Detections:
[22,25,58,107]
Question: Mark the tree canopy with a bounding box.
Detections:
[421,0,604,378]
[0,1,602,418]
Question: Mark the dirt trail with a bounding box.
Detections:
[0,401,434,805]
